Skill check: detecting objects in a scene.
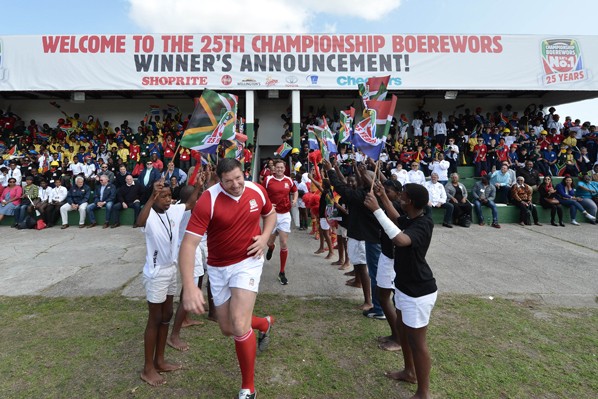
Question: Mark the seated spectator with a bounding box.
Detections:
[472,175,501,228]
[0,178,22,223]
[149,152,164,172]
[59,176,91,229]
[97,162,115,184]
[137,160,161,203]
[576,147,593,175]
[407,161,426,185]
[444,172,472,227]
[111,174,142,228]
[35,179,52,221]
[576,173,598,212]
[169,176,182,203]
[511,176,541,226]
[538,176,564,226]
[162,161,188,185]
[424,172,454,228]
[42,178,68,228]
[86,175,117,228]
[428,153,450,184]
[490,163,515,204]
[390,162,409,186]
[517,160,541,191]
[114,165,129,188]
[556,175,597,226]
[13,175,39,227]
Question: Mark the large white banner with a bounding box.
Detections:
[0,34,595,91]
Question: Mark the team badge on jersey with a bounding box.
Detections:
[249,199,258,212]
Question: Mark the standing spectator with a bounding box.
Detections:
[162,162,187,185]
[138,160,162,204]
[114,165,129,189]
[433,116,447,147]
[179,147,191,172]
[390,162,409,186]
[97,163,115,184]
[7,161,22,185]
[364,183,437,399]
[473,137,488,177]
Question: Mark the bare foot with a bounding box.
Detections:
[358,303,373,311]
[155,361,182,373]
[331,260,343,266]
[377,335,393,343]
[385,369,417,384]
[314,248,326,254]
[346,279,362,288]
[324,252,335,260]
[167,336,189,352]
[181,318,204,328]
[379,340,402,352]
[338,263,350,271]
[344,270,355,276]
[140,369,166,387]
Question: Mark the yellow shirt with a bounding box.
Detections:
[117,148,130,161]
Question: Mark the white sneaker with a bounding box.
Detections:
[238,389,256,399]
[571,220,580,226]
[583,212,596,221]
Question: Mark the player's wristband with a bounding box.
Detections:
[373,208,401,239]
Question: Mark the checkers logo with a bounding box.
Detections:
[221,75,232,86]
[249,199,258,212]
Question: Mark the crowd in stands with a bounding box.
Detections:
[0,107,253,228]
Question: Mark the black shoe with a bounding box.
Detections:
[278,272,288,285]
[257,315,273,352]
[559,222,566,227]
[362,310,386,320]
[551,221,558,226]
[442,222,453,228]
[266,245,275,261]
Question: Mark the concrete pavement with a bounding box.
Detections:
[1,222,596,307]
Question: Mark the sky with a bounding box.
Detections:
[3,0,598,123]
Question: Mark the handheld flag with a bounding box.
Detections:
[308,125,319,150]
[339,107,355,144]
[180,90,238,154]
[352,95,397,161]
[274,142,293,158]
[149,105,161,116]
[358,75,390,107]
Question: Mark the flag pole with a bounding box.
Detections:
[370,159,379,192]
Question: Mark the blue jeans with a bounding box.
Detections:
[473,199,498,224]
[14,203,31,223]
[559,198,596,220]
[87,201,114,223]
[365,242,382,315]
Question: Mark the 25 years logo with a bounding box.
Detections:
[540,38,588,86]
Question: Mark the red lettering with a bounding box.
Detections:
[450,36,468,52]
[480,36,493,53]
[493,36,503,53]
[372,35,385,52]
[428,35,439,53]
[439,35,450,52]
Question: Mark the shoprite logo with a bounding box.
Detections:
[541,38,587,86]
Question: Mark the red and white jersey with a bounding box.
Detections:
[264,174,297,214]
[186,181,273,267]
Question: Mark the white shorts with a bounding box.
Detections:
[376,253,395,289]
[143,264,177,304]
[193,245,205,279]
[200,239,208,271]
[319,217,330,230]
[394,289,437,329]
[273,212,292,234]
[347,238,366,265]
[337,225,347,238]
[207,256,264,307]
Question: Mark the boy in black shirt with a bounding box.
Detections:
[365,183,436,399]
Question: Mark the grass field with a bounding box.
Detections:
[1,294,597,399]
